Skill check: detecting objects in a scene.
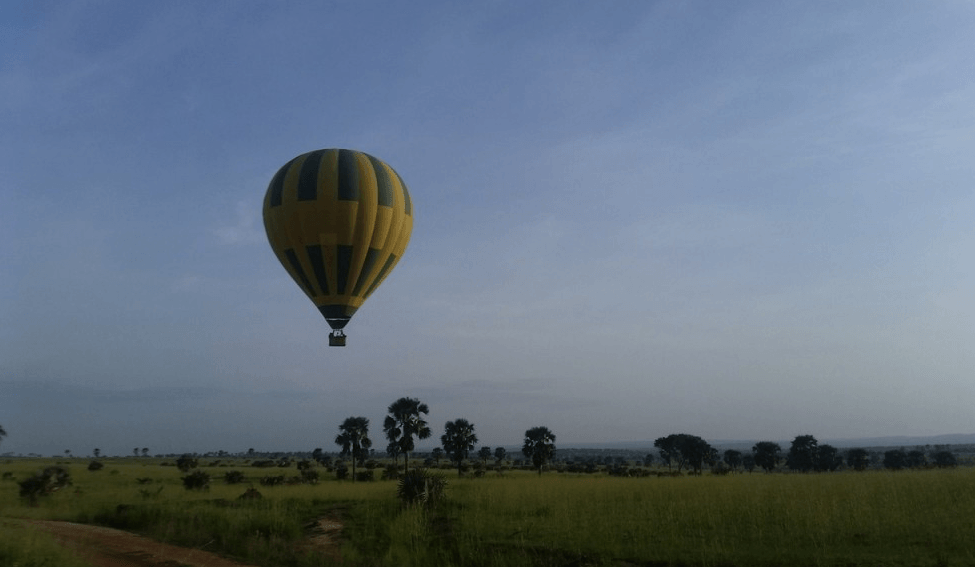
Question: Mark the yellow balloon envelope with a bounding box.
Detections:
[263,149,413,345]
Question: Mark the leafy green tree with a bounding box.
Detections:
[384,397,431,474]
[0,424,6,447]
[478,446,493,463]
[494,446,507,464]
[654,434,715,474]
[786,435,819,472]
[311,447,323,463]
[933,450,957,468]
[752,441,782,472]
[386,441,402,465]
[883,449,908,470]
[19,466,71,505]
[906,450,927,469]
[814,444,842,472]
[441,419,478,476]
[522,426,556,475]
[723,449,743,472]
[176,455,198,472]
[845,448,870,471]
[742,453,756,472]
[335,416,372,483]
[655,435,681,470]
[431,447,444,465]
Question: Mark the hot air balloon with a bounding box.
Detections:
[263,149,413,346]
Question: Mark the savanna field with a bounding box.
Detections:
[1,458,974,567]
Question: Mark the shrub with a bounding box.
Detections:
[175,455,198,472]
[19,467,72,504]
[382,464,400,481]
[87,460,104,471]
[260,475,285,487]
[355,470,375,482]
[181,471,210,490]
[300,469,319,484]
[238,487,262,500]
[397,468,446,507]
[224,470,246,484]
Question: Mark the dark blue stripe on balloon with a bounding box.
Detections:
[394,171,412,216]
[297,150,325,201]
[284,248,314,296]
[305,244,329,295]
[364,253,397,297]
[367,155,393,207]
[337,150,360,201]
[267,158,295,207]
[352,248,382,297]
[336,245,353,294]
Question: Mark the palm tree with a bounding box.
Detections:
[441,419,478,476]
[522,426,557,475]
[384,397,431,474]
[335,417,372,482]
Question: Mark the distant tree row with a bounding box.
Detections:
[331,397,557,481]
[651,433,960,475]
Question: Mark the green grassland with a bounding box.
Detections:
[1,458,973,566]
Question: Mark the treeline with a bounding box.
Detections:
[645,433,960,476]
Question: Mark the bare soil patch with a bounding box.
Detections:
[23,519,260,567]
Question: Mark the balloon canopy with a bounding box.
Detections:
[262,149,413,345]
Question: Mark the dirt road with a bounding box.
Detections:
[25,520,262,567]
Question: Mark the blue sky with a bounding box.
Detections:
[3,1,975,456]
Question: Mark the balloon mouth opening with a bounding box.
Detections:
[326,317,351,330]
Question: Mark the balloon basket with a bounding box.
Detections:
[329,332,347,347]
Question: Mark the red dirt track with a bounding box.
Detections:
[24,520,260,567]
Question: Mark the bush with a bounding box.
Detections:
[87,460,104,471]
[224,470,246,484]
[19,467,72,504]
[355,470,375,482]
[175,455,198,472]
[260,475,286,487]
[381,464,400,481]
[397,468,446,507]
[181,471,210,490]
[238,487,262,500]
[300,469,319,484]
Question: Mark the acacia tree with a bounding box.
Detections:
[335,417,372,482]
[654,434,715,474]
[384,397,431,474]
[752,441,782,472]
[786,435,819,472]
[815,444,842,472]
[522,426,556,475]
[846,448,870,471]
[723,449,743,472]
[494,446,507,464]
[441,419,478,476]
